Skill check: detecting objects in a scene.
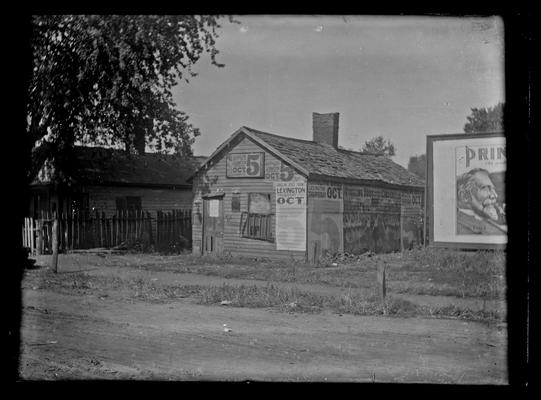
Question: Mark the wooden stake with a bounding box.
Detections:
[36,219,43,255]
[376,260,386,301]
[50,215,59,273]
[400,205,404,253]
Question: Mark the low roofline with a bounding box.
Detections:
[86,181,193,190]
[308,173,425,190]
[30,180,192,190]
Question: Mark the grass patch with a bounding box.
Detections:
[396,248,506,299]
[139,249,506,300]
[23,268,503,323]
[196,283,503,322]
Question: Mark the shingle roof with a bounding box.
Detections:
[34,146,206,187]
[244,127,424,188]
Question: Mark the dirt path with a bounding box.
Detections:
[19,253,507,382]
[20,288,507,383]
[20,294,508,381]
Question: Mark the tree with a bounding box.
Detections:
[407,154,426,180]
[463,102,504,133]
[27,15,233,184]
[361,135,396,157]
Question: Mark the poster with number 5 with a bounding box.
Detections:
[226,152,265,178]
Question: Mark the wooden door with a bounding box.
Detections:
[202,197,224,255]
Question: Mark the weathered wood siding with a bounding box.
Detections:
[87,185,192,216]
[87,185,193,232]
[307,180,344,262]
[342,183,423,254]
[192,136,307,260]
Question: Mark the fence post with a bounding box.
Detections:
[156,211,160,246]
[101,212,106,248]
[70,211,74,250]
[147,211,153,245]
[376,260,386,302]
[137,210,141,240]
[36,219,43,255]
[399,204,404,253]
[23,218,28,250]
[30,217,35,256]
[76,211,80,249]
[61,213,66,253]
[50,213,59,273]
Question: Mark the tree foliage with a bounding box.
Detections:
[463,102,504,133]
[407,154,426,180]
[361,135,396,157]
[28,15,231,183]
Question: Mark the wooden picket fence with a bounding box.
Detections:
[22,209,192,255]
[156,210,192,252]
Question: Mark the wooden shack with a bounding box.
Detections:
[29,145,205,218]
[189,113,424,261]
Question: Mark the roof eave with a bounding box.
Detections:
[307,173,425,190]
[188,126,310,180]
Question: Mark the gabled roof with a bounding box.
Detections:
[33,145,206,187]
[194,126,424,188]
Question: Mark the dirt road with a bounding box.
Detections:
[19,266,507,382]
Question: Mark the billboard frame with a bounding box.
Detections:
[426,131,506,250]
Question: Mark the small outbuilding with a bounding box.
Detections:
[189,113,424,261]
[29,145,205,218]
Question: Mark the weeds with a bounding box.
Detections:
[397,248,506,300]
[195,283,503,322]
[25,248,506,323]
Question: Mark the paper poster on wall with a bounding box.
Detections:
[226,152,265,178]
[274,181,306,251]
[428,132,506,248]
[455,143,506,235]
[208,199,220,217]
[307,183,344,254]
[249,193,272,214]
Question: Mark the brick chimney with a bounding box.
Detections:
[312,112,339,148]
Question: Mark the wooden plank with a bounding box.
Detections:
[115,213,119,246]
[62,213,68,252]
[50,217,59,272]
[75,212,79,249]
[400,205,404,252]
[135,210,139,239]
[113,214,117,246]
[101,211,105,247]
[24,218,28,249]
[376,260,386,301]
[70,211,74,250]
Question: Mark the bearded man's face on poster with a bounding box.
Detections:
[458,169,504,223]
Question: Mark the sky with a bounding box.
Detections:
[172,15,505,168]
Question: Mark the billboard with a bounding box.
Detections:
[427,132,506,249]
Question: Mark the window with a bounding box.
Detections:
[240,193,274,242]
[116,196,142,211]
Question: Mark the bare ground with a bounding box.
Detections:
[18,252,508,383]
